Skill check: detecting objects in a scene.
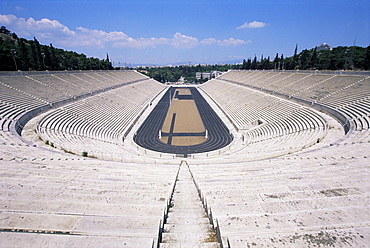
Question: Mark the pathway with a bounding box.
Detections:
[160,161,220,247]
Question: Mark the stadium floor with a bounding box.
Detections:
[133,86,233,156]
[160,88,207,146]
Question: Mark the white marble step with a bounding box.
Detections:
[160,241,220,248]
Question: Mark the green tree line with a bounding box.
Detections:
[138,64,240,84]
[242,44,370,70]
[139,44,369,84]
[0,26,113,71]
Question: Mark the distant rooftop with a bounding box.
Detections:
[317,43,333,51]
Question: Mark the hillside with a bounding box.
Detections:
[0,26,113,71]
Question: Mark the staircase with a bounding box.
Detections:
[160,161,220,247]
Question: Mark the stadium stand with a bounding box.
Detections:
[0,70,177,247]
[193,70,370,247]
[1,69,369,247]
[214,71,370,136]
[198,78,329,159]
[36,78,166,158]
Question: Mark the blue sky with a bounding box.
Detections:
[1,0,369,66]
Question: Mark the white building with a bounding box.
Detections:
[196,71,223,80]
[317,43,333,51]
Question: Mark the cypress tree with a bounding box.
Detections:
[29,40,38,70]
[49,43,58,70]
[105,53,113,70]
[18,38,30,70]
[292,44,298,69]
[251,56,257,69]
[364,45,370,70]
[310,46,318,69]
[0,26,11,35]
[274,53,279,70]
[245,58,251,69]
[242,59,247,69]
[42,45,51,70]
[300,49,310,70]
[33,37,44,70]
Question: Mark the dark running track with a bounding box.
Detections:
[133,87,233,156]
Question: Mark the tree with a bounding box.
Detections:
[29,40,38,70]
[251,56,257,69]
[299,49,310,70]
[42,45,52,70]
[259,54,264,69]
[280,54,284,69]
[0,26,11,35]
[364,45,370,70]
[292,44,298,69]
[310,46,318,69]
[274,53,280,70]
[18,38,30,70]
[242,59,247,69]
[103,53,113,70]
[49,44,58,70]
[33,37,44,70]
[266,56,271,69]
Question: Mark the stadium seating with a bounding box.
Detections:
[0,70,174,247]
[0,144,179,247]
[37,78,166,158]
[216,70,370,136]
[1,69,369,247]
[193,70,370,247]
[189,148,369,247]
[199,77,328,159]
[0,70,150,137]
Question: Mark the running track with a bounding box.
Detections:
[133,87,233,156]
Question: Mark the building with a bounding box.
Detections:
[317,43,333,51]
[196,71,223,80]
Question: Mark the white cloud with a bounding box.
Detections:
[0,14,250,50]
[73,27,130,48]
[0,14,75,39]
[171,32,199,49]
[236,21,268,29]
[114,33,199,49]
[201,37,251,46]
[218,38,252,46]
[15,6,25,11]
[114,36,170,49]
[200,38,218,45]
[77,27,129,41]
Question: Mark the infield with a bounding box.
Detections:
[133,86,233,155]
[160,88,207,146]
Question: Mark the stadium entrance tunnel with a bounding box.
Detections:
[133,86,233,156]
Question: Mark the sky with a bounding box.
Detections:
[0,0,369,66]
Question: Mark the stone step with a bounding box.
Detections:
[167,211,207,219]
[172,189,199,194]
[163,223,214,233]
[171,196,202,202]
[168,203,205,211]
[165,217,210,225]
[160,242,221,248]
[161,232,214,244]
[160,163,220,247]
[172,188,198,193]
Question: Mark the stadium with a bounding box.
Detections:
[1,69,369,247]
